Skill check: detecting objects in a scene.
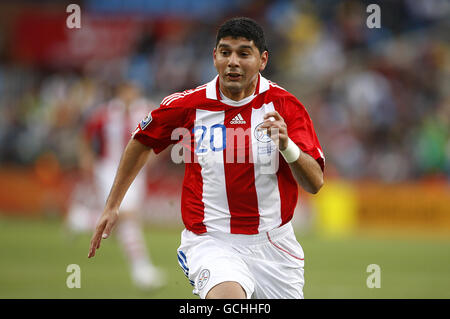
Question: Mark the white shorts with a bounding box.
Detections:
[176,222,305,299]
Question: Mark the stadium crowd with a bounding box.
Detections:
[0,0,448,182]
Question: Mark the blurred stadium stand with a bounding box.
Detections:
[0,0,448,234]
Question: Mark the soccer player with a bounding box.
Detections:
[88,17,324,299]
[70,82,165,290]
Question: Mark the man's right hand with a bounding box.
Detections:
[88,208,119,258]
[88,139,152,258]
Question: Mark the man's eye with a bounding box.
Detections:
[221,51,230,56]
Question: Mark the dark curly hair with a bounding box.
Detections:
[216,17,268,54]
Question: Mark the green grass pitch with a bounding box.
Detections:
[1,216,450,298]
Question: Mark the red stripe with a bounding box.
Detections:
[181,114,207,234]
[267,233,304,261]
[182,162,207,234]
[223,106,260,234]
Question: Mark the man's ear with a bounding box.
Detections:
[213,47,217,68]
[259,51,268,72]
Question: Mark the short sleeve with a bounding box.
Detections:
[132,104,192,154]
[282,96,325,171]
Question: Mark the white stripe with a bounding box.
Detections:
[259,74,270,94]
[166,86,207,105]
[165,94,185,105]
[161,92,179,103]
[162,93,182,105]
[195,109,230,233]
[196,84,208,90]
[161,85,207,105]
[206,76,219,100]
[318,148,325,161]
[166,90,193,105]
[269,81,286,91]
[251,102,282,232]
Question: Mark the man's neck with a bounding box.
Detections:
[219,76,258,101]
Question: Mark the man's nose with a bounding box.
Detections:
[227,52,240,67]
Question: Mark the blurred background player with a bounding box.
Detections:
[66,81,165,290]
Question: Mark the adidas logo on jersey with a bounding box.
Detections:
[230,113,246,124]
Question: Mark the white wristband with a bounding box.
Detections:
[280,138,301,163]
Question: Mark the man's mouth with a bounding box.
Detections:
[226,72,242,81]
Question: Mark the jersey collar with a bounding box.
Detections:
[206,73,270,101]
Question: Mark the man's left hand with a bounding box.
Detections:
[258,111,289,150]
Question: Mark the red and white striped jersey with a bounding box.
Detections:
[133,74,324,235]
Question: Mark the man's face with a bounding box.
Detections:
[214,36,268,99]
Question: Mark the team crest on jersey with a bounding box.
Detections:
[197,269,210,290]
[254,122,272,143]
[255,122,277,156]
[140,111,152,130]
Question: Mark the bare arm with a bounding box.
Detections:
[88,138,152,258]
[259,111,323,194]
[287,150,323,194]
